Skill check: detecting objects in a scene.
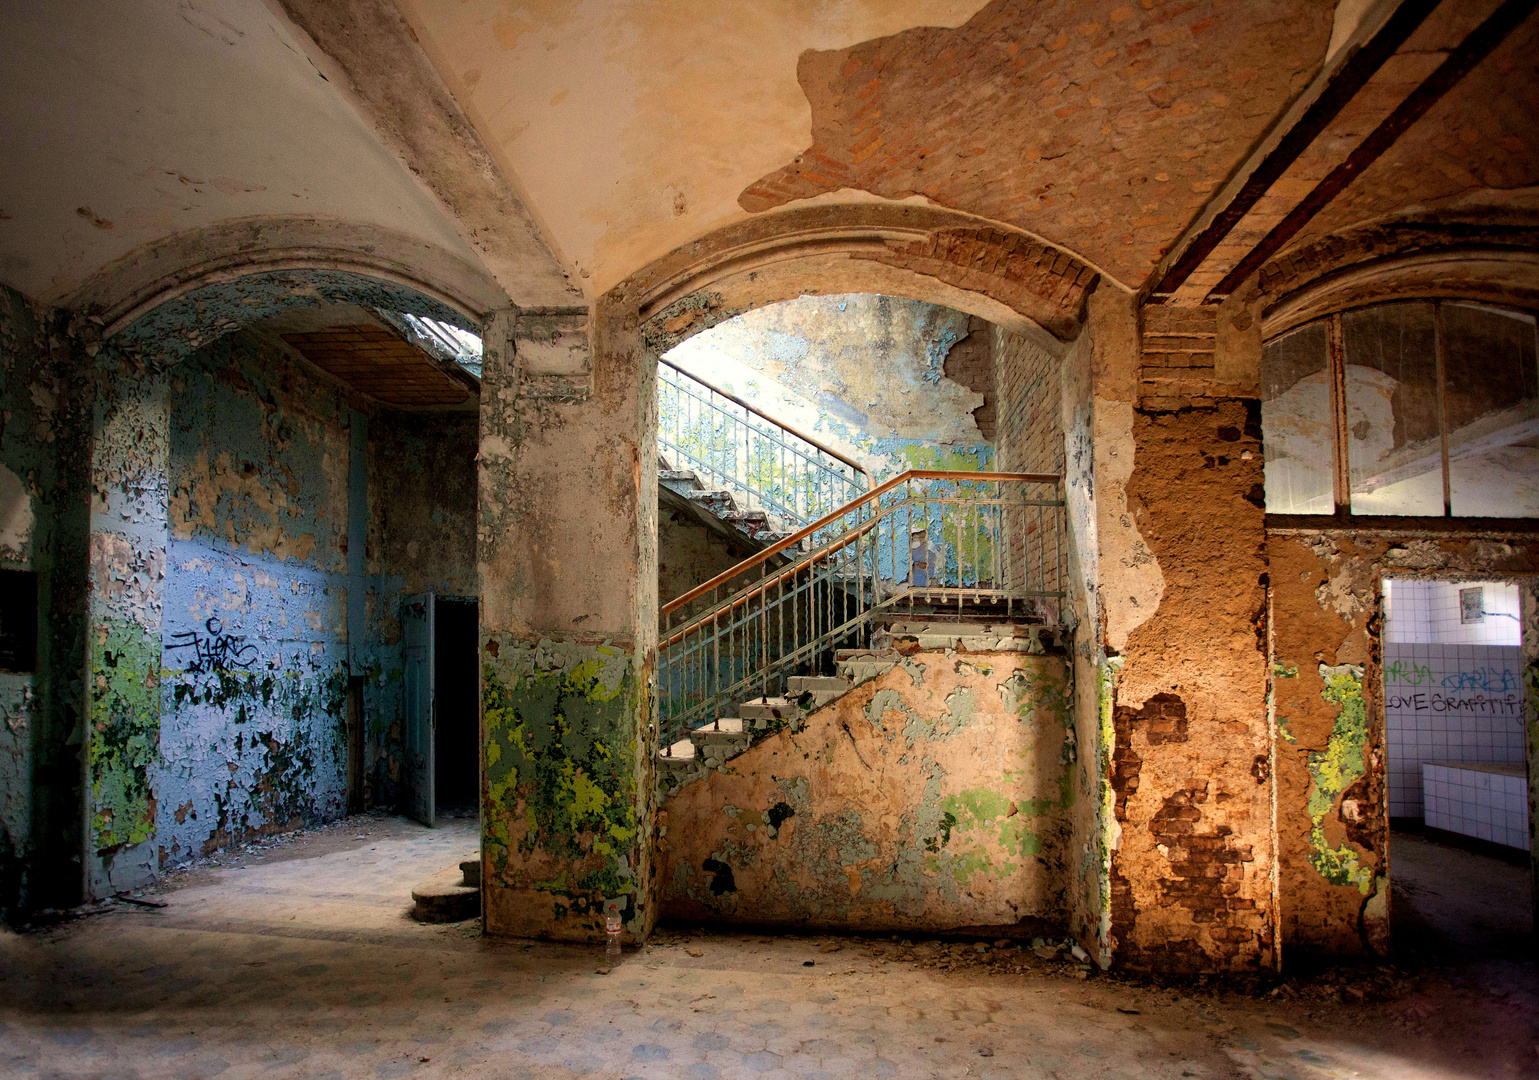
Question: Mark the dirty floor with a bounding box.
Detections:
[2,816,1535,1079]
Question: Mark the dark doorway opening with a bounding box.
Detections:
[434,598,479,819]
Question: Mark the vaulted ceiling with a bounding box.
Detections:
[1,0,1535,322]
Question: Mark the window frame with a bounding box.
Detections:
[1262,297,1539,527]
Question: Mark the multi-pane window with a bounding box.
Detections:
[1261,300,1539,518]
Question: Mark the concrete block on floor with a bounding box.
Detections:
[411,865,480,923]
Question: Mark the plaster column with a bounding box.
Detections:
[478,302,658,942]
[83,358,170,897]
[1094,293,1276,972]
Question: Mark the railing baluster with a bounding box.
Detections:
[655,471,1066,749]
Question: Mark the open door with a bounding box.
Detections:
[402,593,435,826]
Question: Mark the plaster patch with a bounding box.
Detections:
[1094,400,1163,653]
[0,464,34,563]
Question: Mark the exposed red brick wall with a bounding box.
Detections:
[739,0,1336,288]
[992,325,1063,475]
[1111,402,1273,972]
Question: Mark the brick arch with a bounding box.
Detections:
[610,204,1108,352]
[1254,219,1539,337]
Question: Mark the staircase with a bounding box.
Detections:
[657,358,869,537]
[657,469,1068,792]
[657,651,896,797]
[655,619,1063,798]
[659,455,788,547]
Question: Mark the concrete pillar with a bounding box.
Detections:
[1093,293,1276,972]
[83,360,170,897]
[477,303,658,942]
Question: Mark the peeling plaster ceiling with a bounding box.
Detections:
[0,0,489,304]
[395,0,988,295]
[397,0,1340,295]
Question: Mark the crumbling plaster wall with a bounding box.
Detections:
[116,323,480,875]
[0,284,91,916]
[1084,292,1276,973]
[1055,317,1111,965]
[662,648,1073,935]
[661,293,995,480]
[479,307,658,944]
[1269,532,1539,956]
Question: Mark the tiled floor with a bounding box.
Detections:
[2,815,1537,1079]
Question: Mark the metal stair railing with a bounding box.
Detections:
[656,470,1066,753]
[658,357,870,530]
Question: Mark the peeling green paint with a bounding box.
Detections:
[482,635,642,925]
[1303,664,1374,894]
[89,618,161,852]
[1095,657,1121,965]
[899,446,988,472]
[939,788,1043,862]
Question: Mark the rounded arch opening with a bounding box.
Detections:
[609,203,1107,355]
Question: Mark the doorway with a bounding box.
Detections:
[400,594,480,827]
[434,598,479,820]
[1382,576,1532,963]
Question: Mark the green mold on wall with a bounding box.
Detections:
[899,446,987,472]
[1304,664,1374,894]
[89,618,162,852]
[482,636,641,920]
[1094,657,1121,966]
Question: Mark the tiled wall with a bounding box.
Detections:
[1385,643,1524,818]
[1423,763,1530,851]
[1383,576,1525,821]
[1384,579,1521,646]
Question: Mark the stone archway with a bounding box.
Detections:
[81,243,497,898]
[475,205,1114,945]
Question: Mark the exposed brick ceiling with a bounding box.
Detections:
[281,325,472,406]
[1283,3,1539,255]
[738,0,1337,289]
[1153,0,1539,304]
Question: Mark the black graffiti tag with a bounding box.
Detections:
[166,617,258,676]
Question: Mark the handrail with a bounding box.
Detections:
[655,471,1068,759]
[660,469,1060,617]
[658,356,870,481]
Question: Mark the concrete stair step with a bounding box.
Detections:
[836,650,904,686]
[786,675,851,694]
[411,865,480,923]
[658,738,696,761]
[687,490,738,511]
[738,697,798,722]
[458,854,481,889]
[691,719,750,766]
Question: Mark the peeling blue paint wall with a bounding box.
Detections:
[158,333,356,865]
[663,294,994,484]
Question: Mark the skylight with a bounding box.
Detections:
[376,310,483,378]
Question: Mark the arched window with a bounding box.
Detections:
[1261,300,1539,518]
